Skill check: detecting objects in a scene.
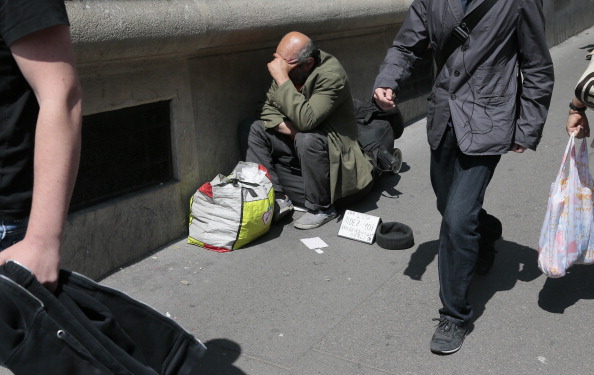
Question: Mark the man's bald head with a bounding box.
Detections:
[276,32,311,62]
[276,31,319,66]
[272,31,320,86]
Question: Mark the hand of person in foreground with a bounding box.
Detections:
[0,239,61,292]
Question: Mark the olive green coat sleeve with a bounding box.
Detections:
[260,51,374,202]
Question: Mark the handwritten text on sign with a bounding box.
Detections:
[338,210,381,244]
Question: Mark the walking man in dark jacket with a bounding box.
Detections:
[373,0,554,354]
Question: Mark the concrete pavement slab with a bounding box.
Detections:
[292,350,402,375]
[98,228,413,370]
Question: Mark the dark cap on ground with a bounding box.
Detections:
[375,221,414,250]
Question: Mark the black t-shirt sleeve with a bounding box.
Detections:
[0,0,69,46]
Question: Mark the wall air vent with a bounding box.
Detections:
[70,101,173,211]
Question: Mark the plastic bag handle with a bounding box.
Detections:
[555,133,576,180]
[575,135,594,186]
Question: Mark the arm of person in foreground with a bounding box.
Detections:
[0,25,82,291]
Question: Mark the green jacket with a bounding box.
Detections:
[260,50,373,202]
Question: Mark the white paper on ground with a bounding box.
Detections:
[300,237,328,249]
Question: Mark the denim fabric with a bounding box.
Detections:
[0,219,28,251]
[430,127,500,325]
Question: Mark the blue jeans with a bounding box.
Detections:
[430,127,501,325]
[0,219,28,251]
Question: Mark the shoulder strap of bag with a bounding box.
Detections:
[436,0,499,73]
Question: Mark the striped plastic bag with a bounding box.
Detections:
[538,134,594,278]
[188,162,274,252]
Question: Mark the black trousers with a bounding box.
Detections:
[430,126,501,325]
[240,119,332,211]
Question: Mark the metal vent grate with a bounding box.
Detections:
[70,101,173,212]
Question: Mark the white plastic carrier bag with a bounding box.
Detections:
[188,162,274,252]
[538,134,594,278]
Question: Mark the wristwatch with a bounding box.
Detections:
[569,101,587,112]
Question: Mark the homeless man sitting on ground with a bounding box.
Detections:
[239,31,374,230]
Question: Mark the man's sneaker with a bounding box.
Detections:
[476,242,497,275]
[294,206,337,230]
[430,317,467,355]
[273,196,294,223]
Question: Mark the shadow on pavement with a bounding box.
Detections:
[403,239,439,281]
[469,239,541,322]
[538,264,594,314]
[347,172,403,213]
[403,238,542,323]
[196,339,247,375]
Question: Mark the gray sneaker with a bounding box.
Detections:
[273,196,294,223]
[294,206,337,230]
[430,317,468,355]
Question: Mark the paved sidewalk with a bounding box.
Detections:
[3,26,594,375]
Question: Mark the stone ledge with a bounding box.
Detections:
[67,0,412,64]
